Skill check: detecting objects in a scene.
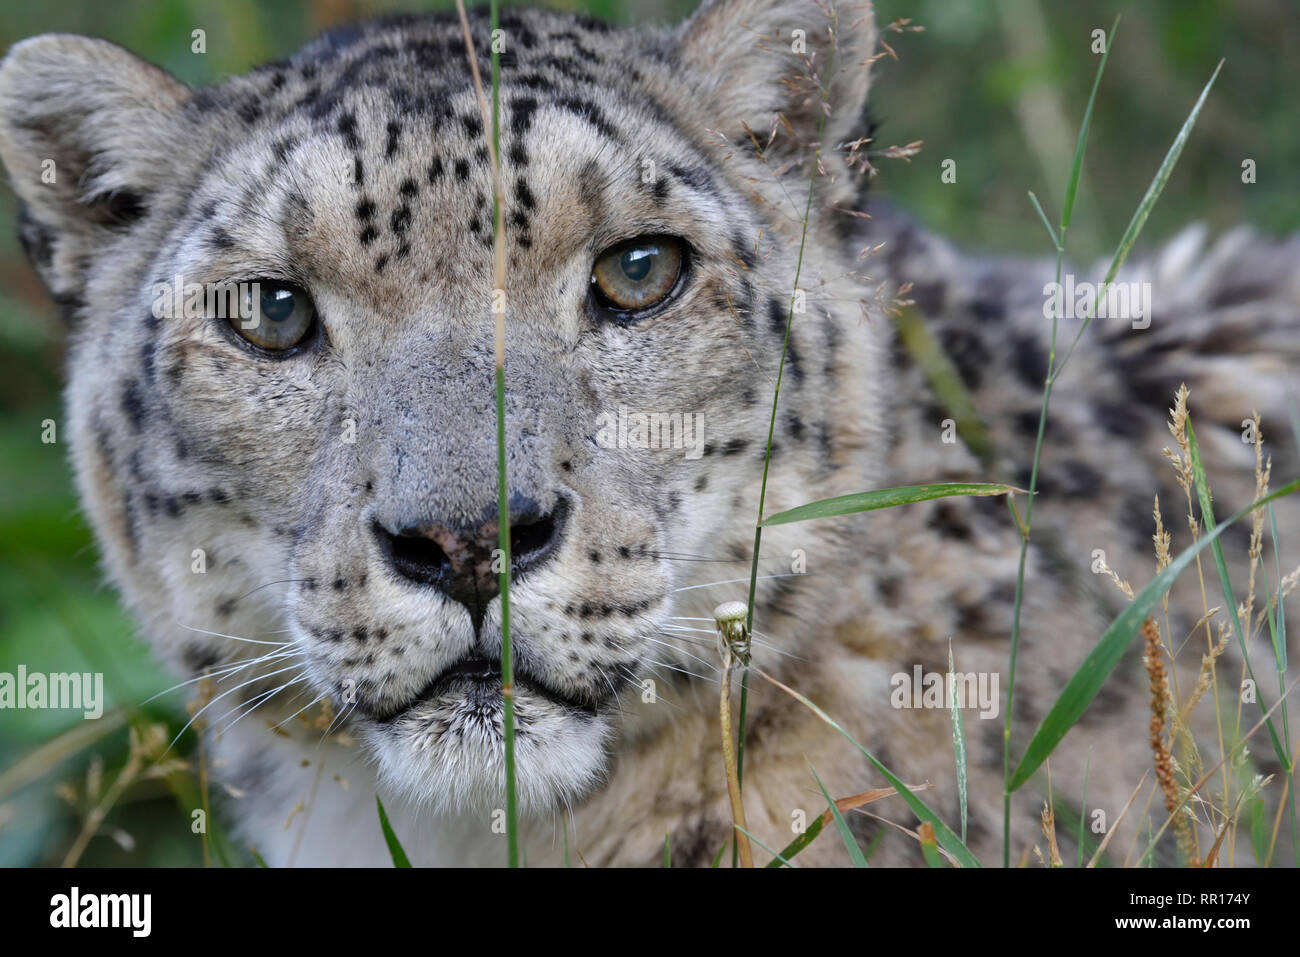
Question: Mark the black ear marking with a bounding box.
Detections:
[0,35,187,313]
[99,189,148,227]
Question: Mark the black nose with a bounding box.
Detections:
[374,497,569,632]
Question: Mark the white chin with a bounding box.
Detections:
[363,693,612,816]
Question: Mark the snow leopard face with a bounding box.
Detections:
[0,1,887,815]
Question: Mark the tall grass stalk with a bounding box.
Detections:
[454,0,517,867]
[1002,17,1118,866]
[949,643,968,845]
[736,19,837,842]
[719,656,753,867]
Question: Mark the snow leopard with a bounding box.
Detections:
[1,0,1296,866]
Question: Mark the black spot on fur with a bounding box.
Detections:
[183,643,223,674]
[786,413,805,442]
[509,96,539,137]
[337,112,360,150]
[730,233,756,270]
[120,379,146,432]
[910,281,945,314]
[927,501,972,540]
[1093,400,1144,439]
[668,164,715,194]
[1011,333,1047,388]
[237,98,263,124]
[937,326,990,389]
[553,95,619,140]
[515,177,536,211]
[767,298,803,383]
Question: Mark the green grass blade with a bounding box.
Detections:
[894,308,996,465]
[1077,751,1091,869]
[1055,58,1224,375]
[1027,190,1061,250]
[948,643,968,844]
[1009,478,1300,791]
[766,812,829,868]
[663,832,670,868]
[810,764,867,867]
[488,0,519,872]
[735,827,798,867]
[251,847,269,868]
[1002,15,1119,870]
[1268,504,1287,670]
[918,823,946,868]
[1059,15,1118,231]
[759,669,981,867]
[761,483,1017,527]
[710,840,728,868]
[863,828,887,862]
[1104,59,1224,284]
[375,795,412,868]
[736,37,840,814]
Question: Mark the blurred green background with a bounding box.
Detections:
[0,0,1296,866]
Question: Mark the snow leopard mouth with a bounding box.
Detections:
[370,653,601,722]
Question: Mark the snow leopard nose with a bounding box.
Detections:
[372,496,569,633]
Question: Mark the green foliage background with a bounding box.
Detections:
[0,0,1295,866]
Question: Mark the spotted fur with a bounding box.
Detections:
[1,1,1297,866]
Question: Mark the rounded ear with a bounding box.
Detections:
[675,0,876,158]
[0,35,189,312]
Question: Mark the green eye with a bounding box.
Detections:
[234,282,317,352]
[590,236,685,315]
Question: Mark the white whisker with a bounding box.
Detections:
[175,620,290,646]
[165,661,303,755]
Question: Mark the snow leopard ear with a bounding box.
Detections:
[0,35,189,317]
[675,0,876,158]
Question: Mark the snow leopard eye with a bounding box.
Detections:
[589,236,686,318]
[233,282,318,353]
